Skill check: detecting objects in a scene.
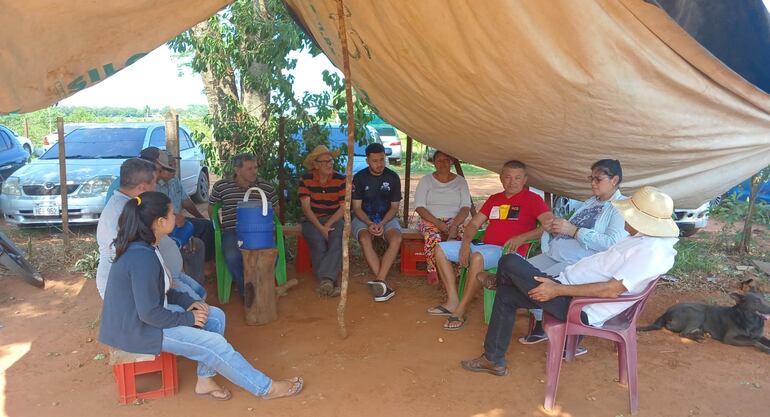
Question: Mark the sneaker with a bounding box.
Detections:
[374,287,396,302]
[367,280,387,297]
[316,279,334,296]
[518,330,548,345]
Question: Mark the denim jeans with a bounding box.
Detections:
[174,273,207,300]
[301,218,343,282]
[162,306,273,396]
[221,231,245,294]
[483,254,572,367]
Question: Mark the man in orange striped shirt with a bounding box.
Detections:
[298,145,346,297]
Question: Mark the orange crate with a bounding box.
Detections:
[112,352,178,404]
[400,238,427,276]
[296,235,312,273]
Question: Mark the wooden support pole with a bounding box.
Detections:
[453,157,476,216]
[242,248,278,325]
[57,118,70,251]
[402,136,413,226]
[277,117,287,224]
[23,118,29,138]
[336,0,355,339]
[164,111,180,179]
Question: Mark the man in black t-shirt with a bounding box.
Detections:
[352,143,402,302]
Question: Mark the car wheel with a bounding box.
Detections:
[191,171,209,203]
[23,144,32,155]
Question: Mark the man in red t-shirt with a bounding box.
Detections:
[426,160,553,330]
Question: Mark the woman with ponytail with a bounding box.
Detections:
[99,191,303,401]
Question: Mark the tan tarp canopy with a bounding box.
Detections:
[0,0,230,114]
[284,0,770,207]
[1,0,769,206]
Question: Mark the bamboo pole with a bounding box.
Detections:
[57,118,70,251]
[402,136,413,226]
[335,0,355,339]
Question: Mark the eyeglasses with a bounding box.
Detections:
[587,175,609,183]
[315,159,334,165]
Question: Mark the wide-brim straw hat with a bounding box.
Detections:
[611,186,679,237]
[303,145,341,170]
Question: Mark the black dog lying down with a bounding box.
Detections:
[639,291,770,354]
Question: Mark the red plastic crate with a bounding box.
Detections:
[295,235,312,273]
[400,238,427,276]
[112,352,178,404]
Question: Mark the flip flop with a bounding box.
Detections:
[444,316,466,331]
[195,387,232,401]
[427,305,453,316]
[263,377,304,400]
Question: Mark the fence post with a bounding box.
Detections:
[164,111,180,178]
[57,117,70,251]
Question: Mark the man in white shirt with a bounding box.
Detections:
[96,158,205,301]
[461,186,679,376]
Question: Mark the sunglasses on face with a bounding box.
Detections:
[315,159,334,165]
[588,175,609,183]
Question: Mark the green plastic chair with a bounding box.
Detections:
[457,228,540,324]
[211,202,287,304]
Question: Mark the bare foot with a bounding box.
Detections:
[263,377,304,400]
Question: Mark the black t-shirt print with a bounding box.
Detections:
[352,167,402,222]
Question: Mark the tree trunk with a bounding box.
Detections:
[242,248,278,325]
[239,0,271,125]
[737,173,760,254]
[190,20,239,163]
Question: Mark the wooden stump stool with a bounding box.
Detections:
[242,248,278,325]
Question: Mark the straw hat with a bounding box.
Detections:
[611,186,679,237]
[303,145,341,170]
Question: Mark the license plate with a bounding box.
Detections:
[34,205,59,216]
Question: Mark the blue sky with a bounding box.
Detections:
[61,1,770,109]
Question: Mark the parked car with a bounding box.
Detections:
[0,123,208,226]
[291,123,390,175]
[373,124,401,164]
[40,123,90,152]
[1,126,34,155]
[0,125,31,188]
[673,201,710,237]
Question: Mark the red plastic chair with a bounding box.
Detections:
[542,277,660,415]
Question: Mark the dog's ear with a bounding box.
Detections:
[730,292,746,303]
[739,279,754,291]
[739,279,758,293]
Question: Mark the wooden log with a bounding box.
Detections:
[241,248,278,325]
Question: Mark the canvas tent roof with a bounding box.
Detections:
[1,0,769,207]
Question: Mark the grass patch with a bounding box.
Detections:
[392,162,493,177]
[669,238,725,278]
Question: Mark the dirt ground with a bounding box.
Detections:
[1,174,769,417]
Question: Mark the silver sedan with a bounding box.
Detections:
[1,123,209,226]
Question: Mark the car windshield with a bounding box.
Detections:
[376,127,396,137]
[40,127,147,159]
[328,127,368,156]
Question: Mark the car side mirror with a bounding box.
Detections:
[34,148,45,157]
[384,148,393,156]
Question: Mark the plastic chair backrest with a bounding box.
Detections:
[565,276,660,329]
